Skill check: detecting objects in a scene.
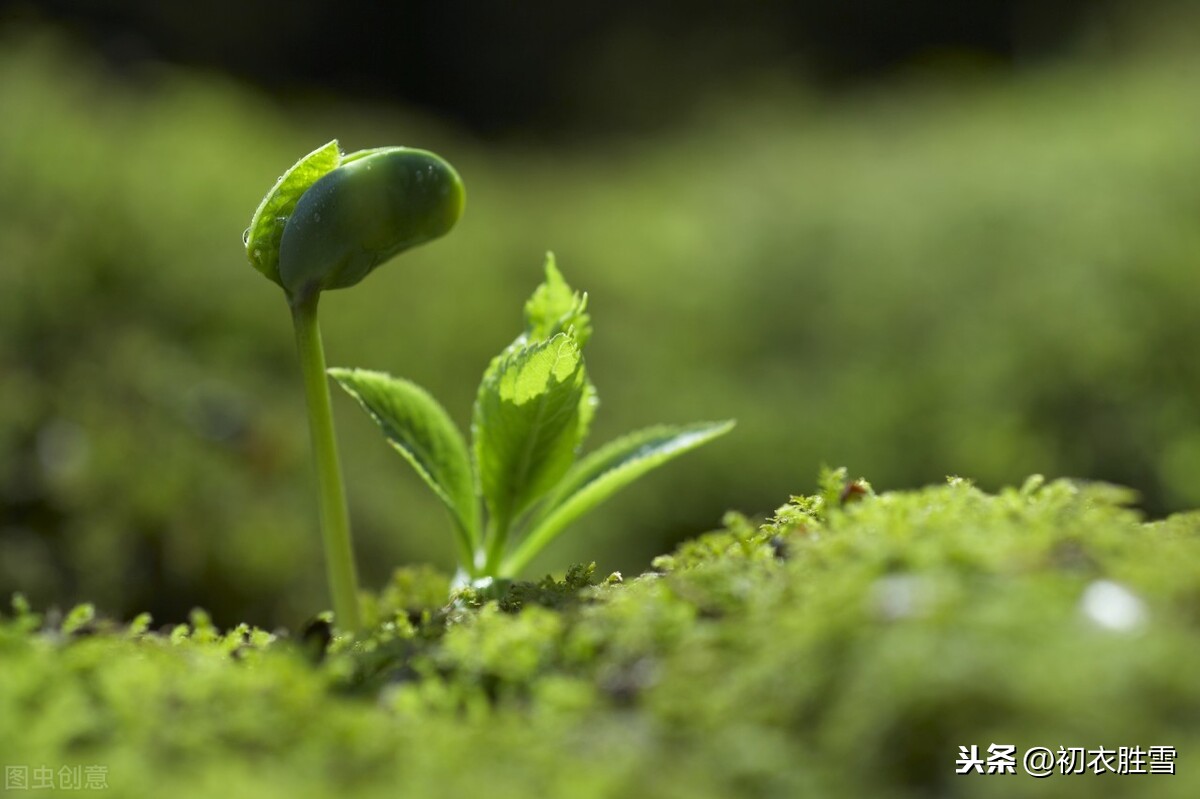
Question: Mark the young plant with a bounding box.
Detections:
[245,140,465,630]
[331,255,734,587]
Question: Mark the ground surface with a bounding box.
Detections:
[2,472,1198,798]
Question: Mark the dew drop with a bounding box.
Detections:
[241,227,251,245]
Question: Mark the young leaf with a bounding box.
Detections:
[480,255,593,388]
[502,420,736,576]
[329,368,480,563]
[524,253,592,347]
[529,255,597,445]
[473,333,587,530]
[246,140,342,287]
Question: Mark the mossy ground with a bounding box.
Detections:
[2,473,1198,798]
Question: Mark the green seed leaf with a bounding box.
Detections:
[329,368,480,561]
[473,333,587,529]
[503,421,736,576]
[279,147,465,297]
[245,140,342,287]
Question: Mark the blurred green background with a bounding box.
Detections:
[2,1,1199,628]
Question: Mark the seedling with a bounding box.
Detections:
[245,140,465,631]
[332,254,734,588]
[246,140,730,619]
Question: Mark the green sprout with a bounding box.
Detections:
[331,254,734,589]
[245,140,465,631]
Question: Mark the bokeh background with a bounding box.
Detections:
[2,0,1198,628]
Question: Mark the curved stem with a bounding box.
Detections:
[291,293,362,632]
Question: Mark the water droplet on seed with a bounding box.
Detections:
[242,227,251,245]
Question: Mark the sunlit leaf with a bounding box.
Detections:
[473,333,587,529]
[523,252,592,347]
[330,368,480,561]
[504,421,735,575]
[245,139,341,287]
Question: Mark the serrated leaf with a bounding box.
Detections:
[502,420,735,576]
[524,253,592,347]
[473,333,587,529]
[329,368,480,562]
[245,140,342,287]
[479,256,592,392]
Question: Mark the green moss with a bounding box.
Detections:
[3,475,1199,797]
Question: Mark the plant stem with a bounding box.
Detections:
[291,293,362,632]
[482,512,511,577]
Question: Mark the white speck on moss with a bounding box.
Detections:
[870,574,936,621]
[1080,580,1147,632]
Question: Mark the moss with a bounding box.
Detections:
[3,474,1199,797]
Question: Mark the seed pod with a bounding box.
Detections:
[278,147,465,299]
